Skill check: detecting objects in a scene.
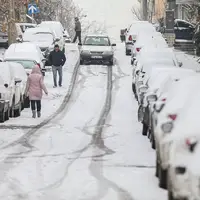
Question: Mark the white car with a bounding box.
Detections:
[0,62,25,122]
[80,34,116,65]
[125,21,156,55]
[15,23,37,39]
[131,32,168,65]
[154,75,200,189]
[3,42,46,74]
[38,21,65,52]
[22,27,60,61]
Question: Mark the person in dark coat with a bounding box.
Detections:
[73,17,82,44]
[48,44,66,88]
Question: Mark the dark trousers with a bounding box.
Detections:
[31,100,41,111]
[73,31,81,44]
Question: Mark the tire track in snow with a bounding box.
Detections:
[0,58,81,150]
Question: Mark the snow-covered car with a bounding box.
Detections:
[63,29,71,43]
[22,27,59,58]
[138,68,196,141]
[0,62,24,121]
[80,34,116,65]
[154,75,200,189]
[125,21,156,55]
[37,21,65,52]
[131,32,168,65]
[9,62,29,109]
[3,42,46,74]
[133,48,182,100]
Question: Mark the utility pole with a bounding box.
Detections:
[8,0,16,45]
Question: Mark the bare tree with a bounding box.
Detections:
[131,6,143,20]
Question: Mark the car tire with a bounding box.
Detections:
[80,59,84,65]
[142,123,148,136]
[159,165,168,189]
[151,135,156,149]
[5,109,9,121]
[0,111,5,123]
[14,103,21,117]
[155,154,159,177]
[125,49,129,55]
[131,59,133,65]
[132,83,136,94]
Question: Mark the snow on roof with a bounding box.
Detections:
[86,34,109,37]
[24,27,52,33]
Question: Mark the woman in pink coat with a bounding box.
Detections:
[25,66,48,118]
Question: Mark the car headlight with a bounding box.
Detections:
[81,50,90,54]
[161,122,173,133]
[103,51,113,55]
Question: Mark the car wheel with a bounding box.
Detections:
[14,103,21,117]
[131,59,133,65]
[155,153,159,177]
[142,123,148,136]
[151,135,156,149]
[80,59,84,65]
[132,83,136,94]
[159,165,168,189]
[0,111,5,123]
[5,109,9,121]
[109,60,114,66]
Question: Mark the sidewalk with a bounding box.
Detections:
[1,44,79,127]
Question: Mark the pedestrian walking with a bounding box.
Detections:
[48,44,66,87]
[73,17,82,44]
[25,65,48,118]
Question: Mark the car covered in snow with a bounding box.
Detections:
[131,32,168,65]
[153,75,200,189]
[132,47,182,100]
[80,34,116,65]
[3,42,46,74]
[125,21,156,55]
[22,27,60,59]
[0,62,27,122]
[138,68,196,143]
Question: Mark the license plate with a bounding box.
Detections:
[91,56,102,59]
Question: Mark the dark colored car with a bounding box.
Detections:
[174,19,195,42]
[0,31,8,48]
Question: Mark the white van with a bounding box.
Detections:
[37,21,66,52]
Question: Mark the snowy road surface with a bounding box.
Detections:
[0,43,199,200]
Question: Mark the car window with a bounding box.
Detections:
[6,60,36,69]
[178,21,190,28]
[84,36,110,46]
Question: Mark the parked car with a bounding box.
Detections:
[22,27,60,64]
[0,31,8,48]
[154,75,200,189]
[125,21,156,55]
[0,62,25,121]
[3,42,46,74]
[80,34,116,65]
[37,21,65,52]
[174,19,195,42]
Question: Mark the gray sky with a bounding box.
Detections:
[73,0,137,41]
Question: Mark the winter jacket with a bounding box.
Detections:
[48,50,66,67]
[75,20,81,32]
[25,66,48,100]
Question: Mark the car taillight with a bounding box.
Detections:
[128,35,132,41]
[162,98,166,102]
[168,114,177,121]
[136,47,141,52]
[185,138,197,152]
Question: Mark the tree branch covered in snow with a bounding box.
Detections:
[131,6,143,20]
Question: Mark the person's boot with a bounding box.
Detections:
[32,110,36,118]
[37,111,41,118]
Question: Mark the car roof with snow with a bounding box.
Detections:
[23,27,53,34]
[86,34,109,38]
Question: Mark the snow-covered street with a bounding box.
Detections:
[0,42,199,200]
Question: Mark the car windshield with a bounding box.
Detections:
[6,60,36,69]
[23,32,54,43]
[84,36,110,46]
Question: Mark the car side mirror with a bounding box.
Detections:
[178,61,183,67]
[4,83,8,88]
[14,78,22,85]
[136,70,140,75]
[112,43,116,46]
[153,101,165,113]
[63,34,67,38]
